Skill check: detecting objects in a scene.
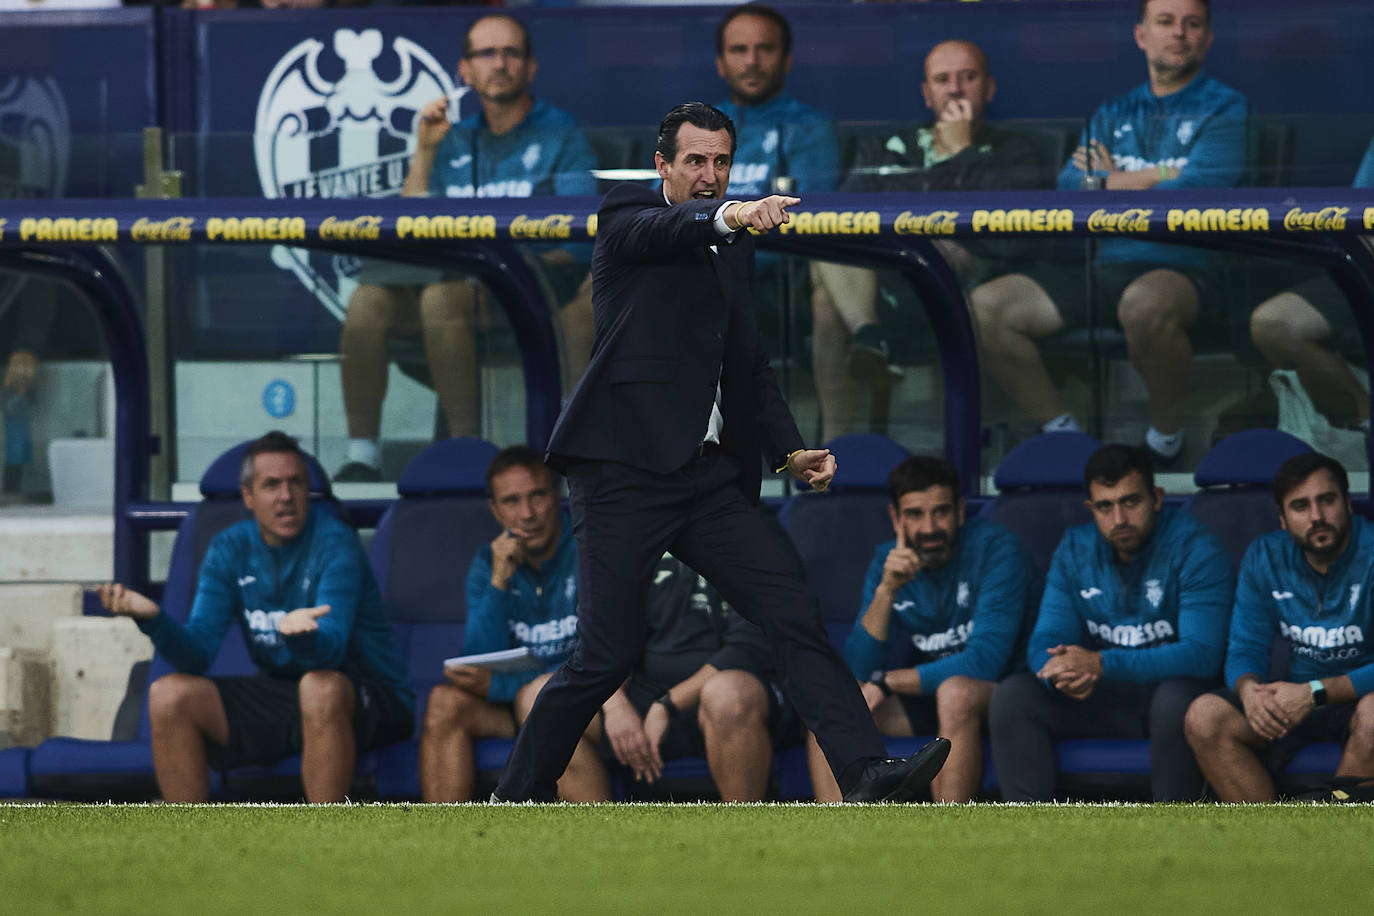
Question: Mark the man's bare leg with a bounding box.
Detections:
[1335,694,1374,779]
[419,279,480,438]
[1117,269,1200,438]
[559,274,596,391]
[931,676,994,803]
[968,273,1067,427]
[340,284,417,440]
[514,673,611,802]
[1251,292,1368,423]
[148,673,230,803]
[1183,692,1275,802]
[698,670,772,802]
[298,670,356,803]
[419,683,517,802]
[810,277,868,441]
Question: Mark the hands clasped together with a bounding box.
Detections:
[1037,644,1104,700]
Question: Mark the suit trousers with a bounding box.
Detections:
[988,670,1212,802]
[495,449,887,801]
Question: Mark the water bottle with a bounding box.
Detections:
[1080,136,1104,190]
[4,392,32,467]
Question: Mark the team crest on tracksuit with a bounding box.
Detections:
[253,28,464,320]
[0,77,70,312]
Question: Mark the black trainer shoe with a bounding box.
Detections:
[1144,442,1183,471]
[841,737,952,803]
[847,324,905,389]
[334,461,382,483]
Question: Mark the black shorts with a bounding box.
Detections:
[1287,274,1364,362]
[895,693,942,736]
[1028,259,1220,331]
[614,671,802,762]
[1214,687,1357,774]
[206,674,414,771]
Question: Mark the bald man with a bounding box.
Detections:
[810,39,1051,441]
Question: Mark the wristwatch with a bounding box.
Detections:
[1308,679,1328,707]
[869,673,893,697]
[655,692,679,716]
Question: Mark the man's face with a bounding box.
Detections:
[457,17,537,106]
[488,464,560,557]
[1086,471,1163,561]
[715,13,791,107]
[1279,469,1353,561]
[1134,0,1212,82]
[889,486,964,571]
[241,451,309,547]
[655,125,734,205]
[920,41,996,121]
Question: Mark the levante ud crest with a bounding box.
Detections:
[253,28,464,320]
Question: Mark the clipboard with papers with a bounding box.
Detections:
[441,647,541,673]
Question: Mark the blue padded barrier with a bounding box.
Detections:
[0,747,30,799]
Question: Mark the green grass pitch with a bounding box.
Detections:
[4,803,1372,915]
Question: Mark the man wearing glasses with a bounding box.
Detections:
[336,14,597,482]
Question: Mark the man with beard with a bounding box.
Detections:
[807,456,1034,802]
[1185,452,1374,801]
[336,14,598,482]
[712,4,838,198]
[989,444,1232,801]
[969,0,1250,465]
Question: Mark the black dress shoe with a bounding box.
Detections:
[841,737,952,803]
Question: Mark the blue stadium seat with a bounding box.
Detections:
[1186,429,1311,570]
[28,440,332,800]
[366,436,503,799]
[779,434,910,650]
[0,746,29,798]
[988,432,1102,577]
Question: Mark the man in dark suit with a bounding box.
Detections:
[493,102,950,803]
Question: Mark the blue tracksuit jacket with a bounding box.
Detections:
[1030,505,1232,683]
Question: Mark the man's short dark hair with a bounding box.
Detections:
[463,14,533,58]
[1272,452,1348,507]
[716,4,792,57]
[655,101,737,162]
[240,430,307,490]
[1139,0,1209,24]
[888,456,960,507]
[1083,444,1155,494]
[485,445,551,496]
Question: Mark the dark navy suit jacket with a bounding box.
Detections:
[546,182,804,502]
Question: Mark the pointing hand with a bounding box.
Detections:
[278,604,331,636]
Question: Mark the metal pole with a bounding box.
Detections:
[134,127,182,500]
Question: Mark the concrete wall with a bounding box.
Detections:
[0,583,148,749]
